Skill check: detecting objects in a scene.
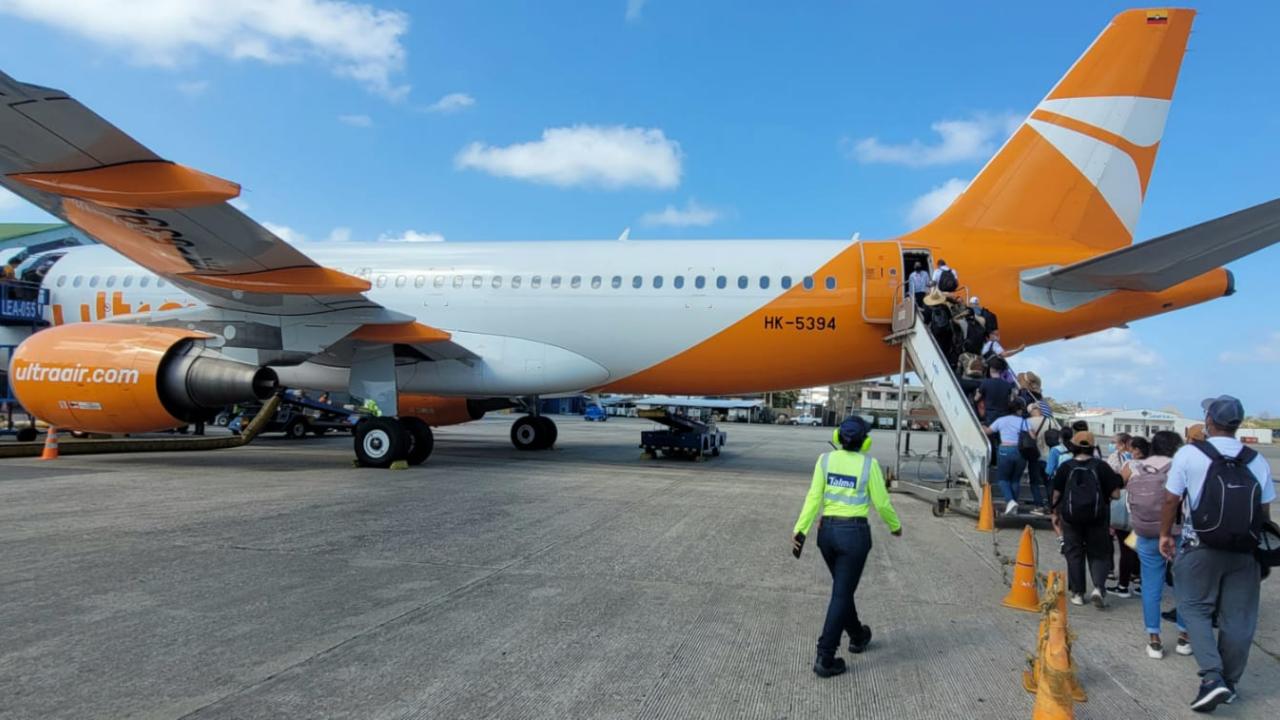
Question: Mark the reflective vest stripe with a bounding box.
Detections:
[824,492,870,506]
[822,451,874,507]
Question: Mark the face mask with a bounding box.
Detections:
[1107,443,1117,453]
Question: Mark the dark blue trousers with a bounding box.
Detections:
[815,517,872,657]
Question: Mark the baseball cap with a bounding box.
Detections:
[1070,430,1095,449]
[1201,395,1244,430]
[969,296,980,305]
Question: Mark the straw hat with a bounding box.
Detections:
[923,288,948,306]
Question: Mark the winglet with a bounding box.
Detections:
[183,267,371,295]
[10,160,239,209]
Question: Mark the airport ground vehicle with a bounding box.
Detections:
[228,395,365,439]
[789,415,822,427]
[584,404,607,422]
[638,408,725,460]
[4,10,1277,469]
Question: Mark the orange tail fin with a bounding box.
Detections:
[918,8,1195,251]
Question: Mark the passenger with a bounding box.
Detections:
[1,257,19,280]
[1017,372,1053,419]
[1110,436,1150,598]
[967,296,999,335]
[932,258,958,292]
[1026,403,1053,515]
[1184,423,1206,444]
[981,329,1025,363]
[1107,432,1134,472]
[922,289,957,365]
[975,357,1014,423]
[1126,430,1190,660]
[791,416,902,678]
[1052,430,1124,608]
[984,399,1040,515]
[1161,395,1275,712]
[907,261,931,309]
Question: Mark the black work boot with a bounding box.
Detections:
[849,624,873,654]
[812,654,848,678]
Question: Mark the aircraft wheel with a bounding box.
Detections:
[355,417,409,468]
[511,415,555,450]
[401,417,434,465]
[534,416,557,449]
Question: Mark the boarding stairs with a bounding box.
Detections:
[881,294,990,517]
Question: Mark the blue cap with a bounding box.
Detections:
[835,415,870,449]
[1201,395,1245,430]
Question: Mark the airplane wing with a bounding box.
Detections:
[1022,198,1280,294]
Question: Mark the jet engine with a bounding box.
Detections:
[9,323,277,433]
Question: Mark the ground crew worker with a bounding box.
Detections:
[791,415,902,678]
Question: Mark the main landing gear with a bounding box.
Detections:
[510,415,557,451]
[353,416,434,468]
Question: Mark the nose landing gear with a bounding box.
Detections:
[510,415,557,451]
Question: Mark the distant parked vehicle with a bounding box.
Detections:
[584,404,608,422]
[789,415,822,426]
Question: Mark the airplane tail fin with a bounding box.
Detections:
[916,8,1195,251]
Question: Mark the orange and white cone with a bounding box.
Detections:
[40,428,59,461]
[1031,606,1076,719]
[1003,526,1040,611]
[976,482,995,532]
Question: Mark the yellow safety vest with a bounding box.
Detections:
[793,450,902,535]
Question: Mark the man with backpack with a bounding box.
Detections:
[932,259,958,293]
[1052,430,1124,608]
[1160,395,1275,712]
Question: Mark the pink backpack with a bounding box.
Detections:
[1127,458,1173,538]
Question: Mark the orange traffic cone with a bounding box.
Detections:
[976,482,994,532]
[1003,526,1040,611]
[40,428,59,461]
[1024,572,1087,702]
[1031,606,1076,719]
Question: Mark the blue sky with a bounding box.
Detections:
[0,1,1276,417]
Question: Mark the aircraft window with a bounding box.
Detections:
[72,276,83,288]
[433,275,445,289]
[123,276,133,288]
[106,276,117,288]
[825,276,837,290]
[530,275,541,289]
[591,275,602,289]
[632,275,643,289]
[414,275,426,288]
[472,276,483,289]
[695,275,706,289]
[89,276,100,288]
[453,275,464,289]
[716,275,727,290]
[551,275,562,289]
[780,275,792,289]
[140,276,151,288]
[737,275,748,289]
[395,275,407,288]
[803,276,814,290]
[568,276,580,289]
[673,276,684,289]
[376,275,387,288]
[653,275,663,289]
[492,275,503,289]
[512,275,522,289]
[611,275,622,289]
[56,276,67,287]
[157,278,166,288]
[760,276,770,289]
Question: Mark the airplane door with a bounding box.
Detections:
[860,240,902,323]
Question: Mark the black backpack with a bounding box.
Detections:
[1060,460,1105,524]
[963,319,985,354]
[1188,440,1263,553]
[937,268,958,292]
[929,305,951,331]
[1044,426,1062,449]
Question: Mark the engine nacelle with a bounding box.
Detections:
[399,394,486,427]
[9,323,277,433]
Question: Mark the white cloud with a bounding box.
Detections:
[176,80,208,97]
[626,0,647,22]
[1219,331,1280,364]
[640,199,720,227]
[906,178,966,227]
[1017,328,1166,406]
[456,125,682,190]
[425,92,474,113]
[324,227,352,243]
[0,0,410,99]
[263,221,306,244]
[850,112,1021,167]
[378,229,445,243]
[338,114,373,127]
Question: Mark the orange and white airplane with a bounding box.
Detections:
[2,8,1277,467]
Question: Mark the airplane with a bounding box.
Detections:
[2,8,1278,468]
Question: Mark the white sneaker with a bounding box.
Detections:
[1176,638,1193,656]
[1090,588,1107,609]
[1004,500,1019,516]
[1146,641,1165,659]
[1069,593,1085,606]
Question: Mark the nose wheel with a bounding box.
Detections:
[511,415,557,450]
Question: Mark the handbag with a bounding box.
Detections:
[1017,418,1040,461]
[1257,520,1280,578]
[1110,489,1131,531]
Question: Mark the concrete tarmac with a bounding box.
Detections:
[1,417,1277,719]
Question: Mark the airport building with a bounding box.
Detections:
[1066,407,1273,444]
[826,379,928,427]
